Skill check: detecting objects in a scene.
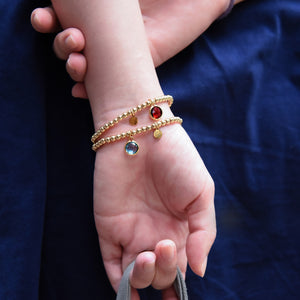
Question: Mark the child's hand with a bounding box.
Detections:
[31,1,237,99]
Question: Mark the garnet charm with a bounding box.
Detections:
[150,105,163,120]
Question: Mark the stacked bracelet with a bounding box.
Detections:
[91,95,182,155]
[91,95,173,143]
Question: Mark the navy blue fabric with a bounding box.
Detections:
[0,0,299,299]
[0,0,114,299]
[158,0,300,298]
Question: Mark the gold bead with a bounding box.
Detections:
[116,134,121,140]
[121,132,127,138]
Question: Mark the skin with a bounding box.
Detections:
[31,0,245,98]
[29,0,248,298]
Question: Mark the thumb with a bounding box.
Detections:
[186,175,216,277]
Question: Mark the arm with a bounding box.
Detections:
[51,0,216,298]
[51,0,164,126]
[32,0,246,98]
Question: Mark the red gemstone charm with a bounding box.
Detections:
[150,105,163,120]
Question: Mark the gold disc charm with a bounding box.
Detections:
[129,116,138,125]
[153,129,162,139]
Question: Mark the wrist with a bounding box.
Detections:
[91,95,179,155]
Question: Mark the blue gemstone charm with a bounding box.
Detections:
[125,140,139,155]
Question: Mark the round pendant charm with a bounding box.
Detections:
[129,116,138,125]
[125,140,139,155]
[150,105,163,120]
[153,129,162,139]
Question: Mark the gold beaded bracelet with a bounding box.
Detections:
[92,116,183,155]
[91,95,173,143]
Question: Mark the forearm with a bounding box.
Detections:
[51,0,163,127]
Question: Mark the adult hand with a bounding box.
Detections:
[31,0,245,98]
[93,118,216,298]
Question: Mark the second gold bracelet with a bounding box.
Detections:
[92,116,183,155]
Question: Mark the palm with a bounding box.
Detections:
[93,125,215,291]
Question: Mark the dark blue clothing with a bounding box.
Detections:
[0,0,299,299]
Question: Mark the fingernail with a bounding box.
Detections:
[142,252,156,271]
[200,256,208,278]
[33,13,40,25]
[65,35,76,49]
[66,55,72,67]
[161,240,176,262]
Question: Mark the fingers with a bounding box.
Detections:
[72,83,88,99]
[130,252,156,289]
[55,29,87,99]
[53,28,85,60]
[31,7,61,33]
[130,240,179,291]
[66,53,87,82]
[31,7,88,99]
[186,174,216,277]
[151,240,178,290]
